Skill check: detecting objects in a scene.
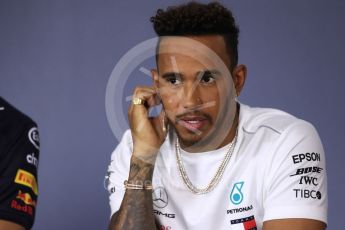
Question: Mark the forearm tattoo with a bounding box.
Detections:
[109,156,158,230]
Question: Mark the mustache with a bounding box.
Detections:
[174,101,216,119]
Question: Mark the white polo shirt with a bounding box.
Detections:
[106,103,327,230]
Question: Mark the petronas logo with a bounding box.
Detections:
[230,182,244,205]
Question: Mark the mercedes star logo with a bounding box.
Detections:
[152,187,168,208]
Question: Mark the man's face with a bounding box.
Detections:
[154,35,237,149]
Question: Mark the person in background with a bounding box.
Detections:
[0,97,40,230]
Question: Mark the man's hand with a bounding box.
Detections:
[109,86,167,230]
[129,86,168,159]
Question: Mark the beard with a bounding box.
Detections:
[171,99,238,152]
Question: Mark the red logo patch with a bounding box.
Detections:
[11,200,33,215]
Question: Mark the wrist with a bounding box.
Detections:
[124,180,153,190]
[132,148,159,162]
[133,140,160,157]
[128,155,155,181]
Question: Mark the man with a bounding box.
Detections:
[107,2,327,229]
[0,97,40,230]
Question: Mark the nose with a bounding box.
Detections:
[181,81,201,109]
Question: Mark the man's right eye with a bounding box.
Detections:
[166,77,182,85]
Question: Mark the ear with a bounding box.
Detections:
[232,64,247,97]
[151,69,159,89]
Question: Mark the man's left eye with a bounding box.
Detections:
[200,74,215,84]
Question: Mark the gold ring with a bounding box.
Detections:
[132,97,145,105]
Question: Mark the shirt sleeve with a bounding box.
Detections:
[0,124,40,230]
[106,130,133,217]
[263,120,327,224]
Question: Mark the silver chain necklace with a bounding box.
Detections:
[175,130,238,195]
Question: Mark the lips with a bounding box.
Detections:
[177,116,208,130]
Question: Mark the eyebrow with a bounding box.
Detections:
[161,72,182,79]
[161,69,221,79]
[197,69,221,76]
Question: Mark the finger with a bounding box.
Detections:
[133,87,160,106]
[133,86,155,96]
[146,92,161,108]
[150,109,168,138]
[128,87,162,131]
[129,89,157,114]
